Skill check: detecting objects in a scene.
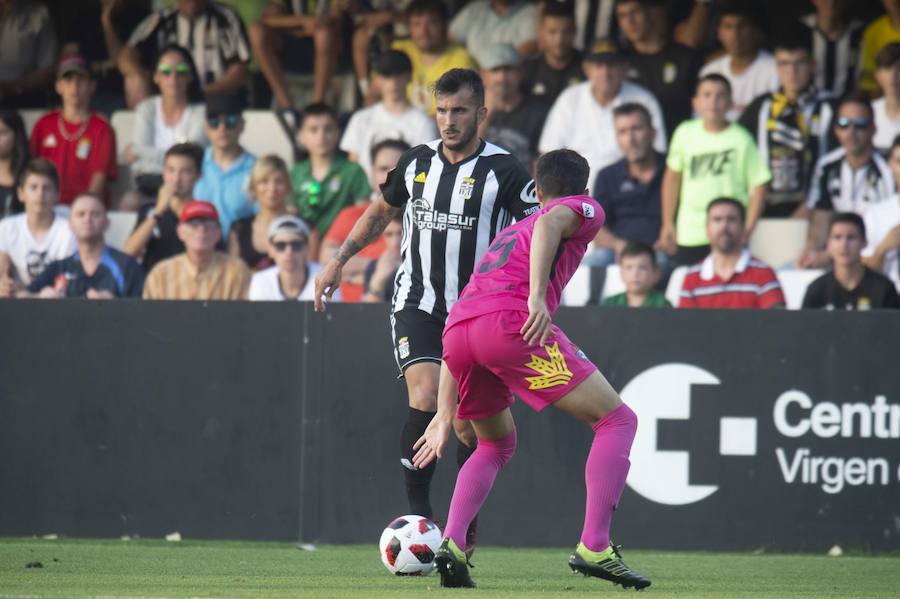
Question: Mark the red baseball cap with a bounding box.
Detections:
[57,55,91,78]
[179,200,220,224]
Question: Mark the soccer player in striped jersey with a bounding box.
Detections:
[410,149,650,590]
[314,69,537,539]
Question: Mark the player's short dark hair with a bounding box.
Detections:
[875,42,900,70]
[433,69,485,107]
[300,102,339,126]
[542,0,575,19]
[829,212,866,240]
[535,149,590,199]
[164,142,203,172]
[707,197,745,222]
[370,139,411,163]
[406,0,448,21]
[18,158,59,191]
[695,73,732,96]
[612,102,652,127]
[619,240,657,266]
[836,91,874,122]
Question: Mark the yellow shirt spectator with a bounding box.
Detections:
[391,39,477,115]
[858,15,900,93]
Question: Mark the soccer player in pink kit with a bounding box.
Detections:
[412,149,651,590]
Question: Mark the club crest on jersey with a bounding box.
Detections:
[459,177,476,200]
[524,342,573,390]
[398,336,410,359]
[582,202,595,218]
[411,198,476,232]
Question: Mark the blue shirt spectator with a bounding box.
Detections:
[593,152,664,246]
[27,247,144,298]
[193,145,257,237]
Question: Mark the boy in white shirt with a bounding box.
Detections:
[699,4,778,120]
[0,158,76,296]
[340,50,437,178]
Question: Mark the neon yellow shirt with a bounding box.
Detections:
[858,15,900,93]
[666,119,772,247]
[391,39,477,115]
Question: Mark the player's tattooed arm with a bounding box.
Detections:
[334,199,401,265]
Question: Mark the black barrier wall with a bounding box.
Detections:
[1,302,899,551]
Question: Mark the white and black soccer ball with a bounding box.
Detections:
[378,515,442,575]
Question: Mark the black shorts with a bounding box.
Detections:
[390,308,444,376]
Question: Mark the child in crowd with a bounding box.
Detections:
[291,103,370,257]
[660,74,771,267]
[124,143,204,273]
[0,159,76,295]
[602,241,670,307]
[30,56,117,206]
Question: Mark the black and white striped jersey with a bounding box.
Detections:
[800,14,865,98]
[807,148,895,214]
[382,139,539,321]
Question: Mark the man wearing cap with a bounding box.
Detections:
[30,55,117,206]
[539,38,666,186]
[479,44,550,170]
[143,199,250,300]
[340,51,437,179]
[249,214,335,301]
[193,93,257,238]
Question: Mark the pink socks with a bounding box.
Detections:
[443,428,517,550]
[580,403,638,552]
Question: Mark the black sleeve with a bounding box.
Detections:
[498,156,538,220]
[135,202,153,228]
[592,169,615,231]
[801,276,826,309]
[27,261,61,293]
[122,257,145,298]
[380,147,420,208]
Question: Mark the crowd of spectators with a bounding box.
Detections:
[2,0,900,310]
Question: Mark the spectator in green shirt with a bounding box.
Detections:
[602,241,671,307]
[659,73,772,267]
[290,103,370,260]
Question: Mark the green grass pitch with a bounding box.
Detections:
[1,538,898,598]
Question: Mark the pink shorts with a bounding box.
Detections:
[442,310,597,421]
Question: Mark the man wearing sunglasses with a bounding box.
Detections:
[143,199,250,300]
[248,215,333,301]
[193,93,257,238]
[800,93,896,269]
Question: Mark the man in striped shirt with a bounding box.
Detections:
[314,69,537,535]
[679,197,785,309]
[799,1,864,98]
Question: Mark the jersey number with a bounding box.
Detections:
[478,231,517,273]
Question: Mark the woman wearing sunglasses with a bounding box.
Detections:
[123,44,207,204]
[248,214,339,302]
[228,155,295,271]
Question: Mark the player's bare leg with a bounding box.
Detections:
[435,409,516,588]
[553,371,651,591]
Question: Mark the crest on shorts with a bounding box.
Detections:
[524,342,573,390]
[398,336,410,359]
[459,177,475,200]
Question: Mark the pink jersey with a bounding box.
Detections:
[446,195,604,329]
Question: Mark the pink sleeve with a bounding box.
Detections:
[559,197,605,242]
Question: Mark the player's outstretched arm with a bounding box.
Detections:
[521,206,581,346]
[412,361,457,469]
[313,198,402,312]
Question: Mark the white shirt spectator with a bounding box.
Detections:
[339,103,437,178]
[130,96,207,176]
[249,263,342,301]
[450,0,537,67]
[700,51,779,121]
[0,213,76,285]
[872,97,900,153]
[863,195,900,291]
[538,80,667,185]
